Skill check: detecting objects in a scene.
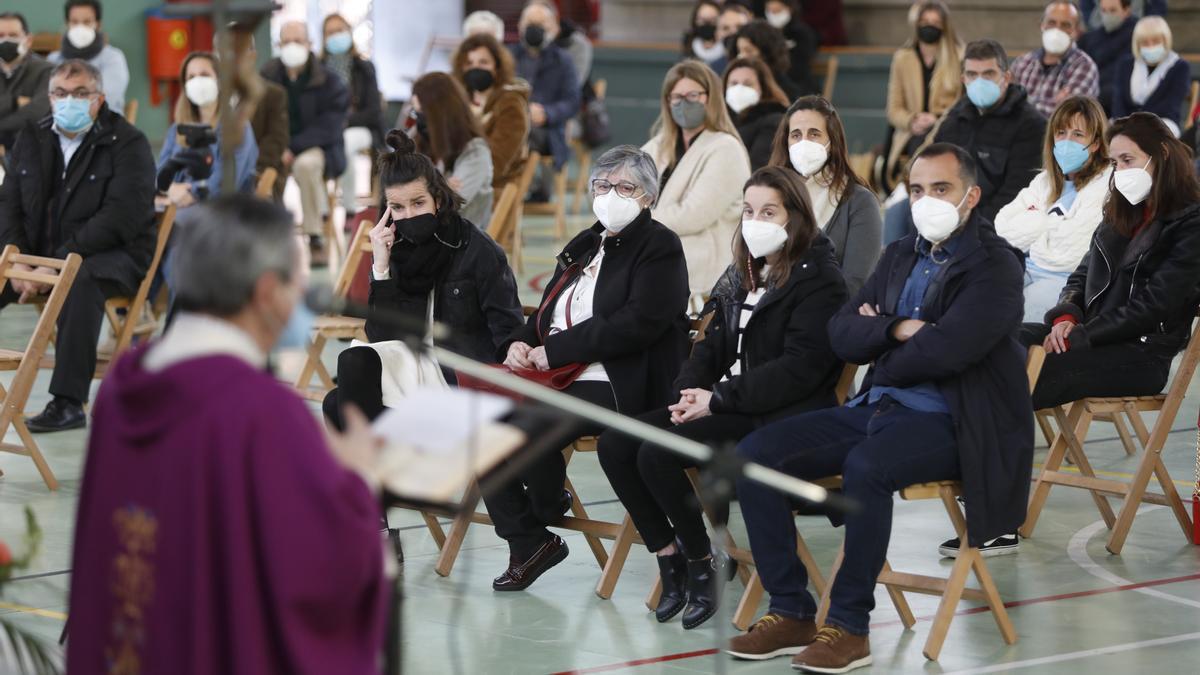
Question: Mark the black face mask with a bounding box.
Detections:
[0,40,20,63]
[694,23,717,42]
[523,25,546,49]
[462,68,495,93]
[917,25,943,45]
[722,34,738,57]
[391,212,440,245]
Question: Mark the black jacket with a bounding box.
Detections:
[829,212,1032,546]
[324,55,385,150]
[676,235,847,424]
[261,55,350,178]
[0,103,155,284]
[368,218,524,365]
[780,19,821,97]
[933,85,1046,223]
[734,101,786,171]
[1047,203,1200,354]
[504,210,691,415]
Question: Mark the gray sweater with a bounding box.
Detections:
[452,137,494,229]
[823,183,883,296]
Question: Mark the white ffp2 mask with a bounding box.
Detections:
[741,219,789,258]
[592,191,642,233]
[910,192,969,244]
[788,140,829,178]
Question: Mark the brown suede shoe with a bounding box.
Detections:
[791,624,872,673]
[726,613,818,660]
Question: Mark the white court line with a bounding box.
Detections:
[1066,506,1200,610]
[945,631,1200,674]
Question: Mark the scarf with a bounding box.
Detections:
[387,213,468,320]
[325,53,354,90]
[1130,51,1180,106]
[60,31,105,61]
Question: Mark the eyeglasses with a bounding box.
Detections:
[49,88,98,100]
[668,91,706,105]
[592,179,643,199]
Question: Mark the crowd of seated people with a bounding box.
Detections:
[7,1,1200,673]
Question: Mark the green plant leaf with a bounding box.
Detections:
[0,617,61,675]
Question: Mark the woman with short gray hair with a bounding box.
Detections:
[481,144,692,592]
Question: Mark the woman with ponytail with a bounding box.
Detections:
[321,130,523,430]
[597,166,846,630]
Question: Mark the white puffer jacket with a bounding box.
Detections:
[995,166,1112,273]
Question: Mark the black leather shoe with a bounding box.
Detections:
[682,557,720,630]
[560,489,573,516]
[493,535,569,591]
[654,548,688,623]
[25,397,86,433]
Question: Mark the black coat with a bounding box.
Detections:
[676,234,847,424]
[780,19,821,97]
[1077,17,1137,112]
[324,55,385,150]
[828,212,1032,546]
[504,210,691,415]
[933,85,1046,223]
[261,56,350,178]
[0,103,155,285]
[1048,203,1200,354]
[734,101,786,170]
[368,219,524,366]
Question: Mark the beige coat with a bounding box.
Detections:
[642,130,751,293]
[886,46,962,180]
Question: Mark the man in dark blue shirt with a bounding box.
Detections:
[1077,0,1138,113]
[726,143,1031,673]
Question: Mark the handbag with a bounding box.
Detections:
[581,81,611,148]
[352,290,448,407]
[456,263,590,400]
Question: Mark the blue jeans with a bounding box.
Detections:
[735,398,959,635]
[1023,261,1069,323]
[882,198,914,245]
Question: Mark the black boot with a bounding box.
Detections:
[654,549,688,623]
[682,556,719,630]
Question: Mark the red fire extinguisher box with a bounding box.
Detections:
[145,5,214,109]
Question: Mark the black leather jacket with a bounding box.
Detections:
[1048,203,1200,353]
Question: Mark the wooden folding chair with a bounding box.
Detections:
[255,167,278,199]
[814,55,839,101]
[1021,318,1200,554]
[0,246,82,490]
[524,153,569,240]
[569,79,607,215]
[486,182,522,272]
[96,205,177,376]
[293,221,373,401]
[123,99,139,125]
[320,178,347,276]
[800,348,1044,660]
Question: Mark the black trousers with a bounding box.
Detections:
[482,380,616,559]
[0,251,136,403]
[322,346,387,430]
[597,407,757,559]
[1020,323,1174,409]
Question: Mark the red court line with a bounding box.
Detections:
[553,571,1200,674]
[528,271,551,293]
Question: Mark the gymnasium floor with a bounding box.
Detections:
[2,207,1200,674]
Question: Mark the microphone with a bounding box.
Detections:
[304,285,453,344]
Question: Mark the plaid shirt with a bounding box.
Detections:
[1010,47,1100,118]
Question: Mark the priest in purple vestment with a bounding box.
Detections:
[67,195,389,675]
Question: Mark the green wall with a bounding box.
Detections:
[21,1,273,148]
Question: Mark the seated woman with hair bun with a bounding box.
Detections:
[322,130,523,430]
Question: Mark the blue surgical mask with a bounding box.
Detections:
[325,31,353,55]
[52,97,95,134]
[274,298,315,350]
[1053,139,1090,175]
[1140,44,1166,65]
[966,77,1002,109]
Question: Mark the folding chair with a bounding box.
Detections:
[0,246,82,490]
[255,167,278,199]
[633,362,862,624]
[524,153,569,240]
[95,205,177,376]
[1021,318,1200,554]
[123,99,139,125]
[486,182,522,271]
[293,221,373,401]
[569,79,607,215]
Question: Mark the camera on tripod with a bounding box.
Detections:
[156,123,218,199]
